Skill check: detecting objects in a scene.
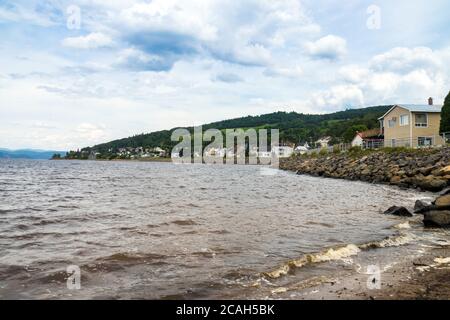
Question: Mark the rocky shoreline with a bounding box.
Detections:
[280,147,450,192]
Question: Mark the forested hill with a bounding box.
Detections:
[84,105,391,153]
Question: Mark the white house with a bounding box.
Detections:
[315,137,332,148]
[294,146,308,155]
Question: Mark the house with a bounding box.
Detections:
[153,147,166,157]
[378,98,445,148]
[294,143,310,154]
[352,128,383,148]
[315,137,331,148]
[204,147,226,157]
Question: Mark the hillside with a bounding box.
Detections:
[0,149,66,160]
[81,105,391,155]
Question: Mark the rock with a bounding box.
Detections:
[419,166,433,176]
[423,210,450,228]
[435,194,450,208]
[384,206,413,217]
[390,176,402,184]
[416,176,447,192]
[280,148,450,192]
[437,165,450,176]
[440,188,450,196]
[414,200,430,213]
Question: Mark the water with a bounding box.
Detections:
[0,159,443,299]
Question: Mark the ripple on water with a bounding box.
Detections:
[0,159,442,299]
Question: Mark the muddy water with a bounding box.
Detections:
[0,159,444,299]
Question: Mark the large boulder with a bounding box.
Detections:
[435,194,450,208]
[423,211,450,228]
[416,176,447,192]
[437,165,450,176]
[384,206,413,217]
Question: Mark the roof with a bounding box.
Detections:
[378,104,442,120]
[356,128,382,139]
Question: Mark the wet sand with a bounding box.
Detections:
[291,246,450,300]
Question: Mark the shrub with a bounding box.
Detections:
[440,91,450,134]
[348,146,362,154]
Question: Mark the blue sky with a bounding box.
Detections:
[0,0,449,150]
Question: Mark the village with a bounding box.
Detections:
[63,97,449,161]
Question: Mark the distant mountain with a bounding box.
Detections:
[83,105,391,154]
[0,149,66,160]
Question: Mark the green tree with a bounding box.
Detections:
[440,91,450,133]
[343,125,368,143]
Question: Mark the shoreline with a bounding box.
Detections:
[297,245,450,300]
[53,157,173,163]
[280,147,450,193]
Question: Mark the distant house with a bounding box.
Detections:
[352,128,383,148]
[378,98,445,148]
[294,143,310,154]
[204,147,226,157]
[153,147,166,157]
[315,137,331,148]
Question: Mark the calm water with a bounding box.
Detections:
[0,159,441,299]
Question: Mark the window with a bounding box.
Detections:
[388,119,396,128]
[400,115,409,126]
[418,137,433,147]
[391,139,396,147]
[415,113,428,127]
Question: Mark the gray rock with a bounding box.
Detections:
[414,200,430,214]
[384,206,413,217]
[423,211,450,228]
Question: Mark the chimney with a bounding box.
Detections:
[428,97,433,106]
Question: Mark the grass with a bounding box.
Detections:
[292,146,443,160]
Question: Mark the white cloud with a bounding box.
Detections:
[75,123,108,141]
[264,65,303,78]
[62,33,114,49]
[0,3,58,27]
[311,85,364,110]
[114,0,320,67]
[305,35,347,60]
[339,65,369,83]
[370,47,441,74]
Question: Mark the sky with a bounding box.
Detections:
[0,0,449,150]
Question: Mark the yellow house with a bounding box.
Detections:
[379,102,444,148]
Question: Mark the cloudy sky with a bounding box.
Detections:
[1,0,449,150]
